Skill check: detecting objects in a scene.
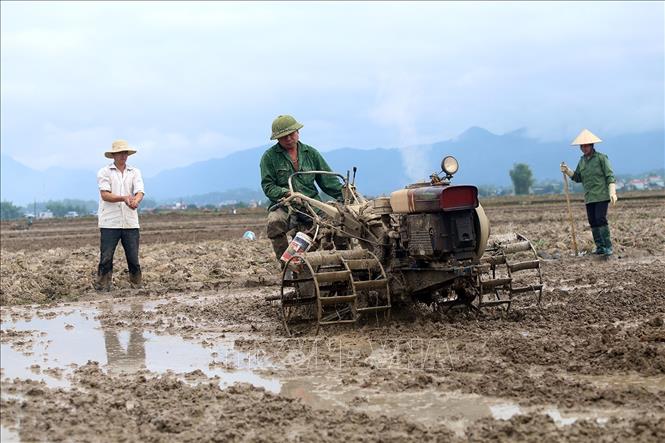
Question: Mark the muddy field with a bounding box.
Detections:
[1,193,664,442]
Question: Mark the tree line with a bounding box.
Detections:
[1,164,646,220]
[0,199,96,220]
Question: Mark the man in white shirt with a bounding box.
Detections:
[95,140,145,291]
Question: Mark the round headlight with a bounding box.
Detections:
[441,156,459,175]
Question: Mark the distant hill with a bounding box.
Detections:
[2,127,663,205]
[426,127,665,187]
[145,145,411,200]
[0,155,97,205]
[146,127,664,199]
[172,189,266,206]
[146,146,267,201]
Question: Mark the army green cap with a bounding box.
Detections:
[270,115,304,140]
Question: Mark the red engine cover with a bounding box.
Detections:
[439,185,479,211]
[401,185,478,213]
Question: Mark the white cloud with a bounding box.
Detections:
[3,123,241,178]
[1,1,662,173]
[133,129,243,175]
[2,28,90,56]
[30,123,114,171]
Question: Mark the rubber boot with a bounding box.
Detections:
[94,272,112,292]
[599,225,613,256]
[591,227,604,255]
[129,271,143,289]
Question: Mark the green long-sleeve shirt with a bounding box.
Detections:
[260,141,343,206]
[571,151,616,204]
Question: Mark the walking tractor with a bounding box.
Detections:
[271,156,543,335]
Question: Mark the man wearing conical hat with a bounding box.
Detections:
[260,115,343,261]
[560,129,617,256]
[95,140,145,290]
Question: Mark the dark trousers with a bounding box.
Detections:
[98,228,141,276]
[585,200,609,228]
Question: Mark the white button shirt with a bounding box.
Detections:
[97,163,145,228]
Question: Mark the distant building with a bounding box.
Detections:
[628,179,647,191]
[38,210,54,219]
[532,182,562,195]
[647,176,665,189]
[613,175,663,192]
[65,211,79,218]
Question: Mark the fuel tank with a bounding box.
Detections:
[390,185,479,213]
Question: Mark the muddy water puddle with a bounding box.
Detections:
[1,299,657,437]
[279,374,522,436]
[1,425,19,443]
[278,374,621,436]
[1,302,279,392]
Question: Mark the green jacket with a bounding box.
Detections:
[260,141,343,206]
[571,151,616,203]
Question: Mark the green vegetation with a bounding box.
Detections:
[0,199,97,220]
[509,163,534,195]
[1,201,23,220]
[45,200,89,218]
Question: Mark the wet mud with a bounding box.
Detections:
[2,195,664,441]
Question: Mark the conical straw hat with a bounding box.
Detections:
[571,129,602,146]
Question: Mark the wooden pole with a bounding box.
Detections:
[562,173,579,255]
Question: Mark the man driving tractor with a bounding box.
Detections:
[259,115,343,261]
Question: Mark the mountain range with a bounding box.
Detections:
[2,127,663,205]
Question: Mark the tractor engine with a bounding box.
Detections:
[392,184,480,261]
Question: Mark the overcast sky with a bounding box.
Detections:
[1,1,663,177]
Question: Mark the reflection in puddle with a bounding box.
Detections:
[1,307,102,387]
[0,425,20,443]
[100,303,146,374]
[545,407,578,426]
[544,406,616,426]
[1,303,279,392]
[489,403,522,420]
